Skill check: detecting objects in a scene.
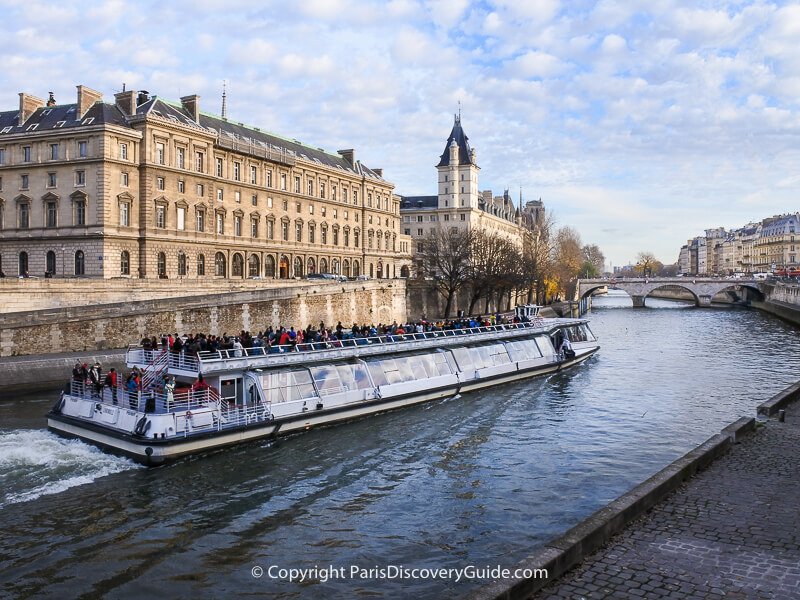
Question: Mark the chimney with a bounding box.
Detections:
[338,149,355,167]
[46,92,56,107]
[114,90,137,116]
[76,85,103,119]
[180,94,200,123]
[137,90,150,106]
[18,92,45,126]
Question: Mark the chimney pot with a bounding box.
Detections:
[180,94,200,123]
[18,92,45,126]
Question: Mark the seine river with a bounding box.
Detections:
[2,291,800,599]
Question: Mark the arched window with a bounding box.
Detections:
[319,257,328,274]
[352,260,360,277]
[215,252,227,277]
[279,255,290,279]
[157,252,167,278]
[74,250,85,276]
[232,253,244,277]
[369,263,374,278]
[178,252,187,276]
[197,254,205,276]
[46,250,56,275]
[18,251,29,276]
[400,265,410,278]
[121,250,130,275]
[343,259,350,278]
[377,262,384,278]
[293,256,303,277]
[248,254,260,277]
[307,257,316,274]
[265,255,276,278]
[332,258,340,274]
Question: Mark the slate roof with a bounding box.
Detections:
[437,115,474,167]
[760,214,799,238]
[398,195,438,210]
[138,97,385,180]
[0,102,127,135]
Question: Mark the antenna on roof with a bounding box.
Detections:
[122,83,126,92]
[458,99,461,122]
[221,80,227,120]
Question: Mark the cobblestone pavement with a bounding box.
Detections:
[531,414,800,600]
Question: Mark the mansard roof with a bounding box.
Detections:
[0,102,128,135]
[398,195,438,210]
[437,114,474,167]
[140,97,387,181]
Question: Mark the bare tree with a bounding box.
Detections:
[417,227,474,318]
[520,213,556,304]
[552,226,584,300]
[635,251,661,277]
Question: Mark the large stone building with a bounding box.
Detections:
[678,214,799,275]
[398,115,540,271]
[0,85,411,280]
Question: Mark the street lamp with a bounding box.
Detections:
[61,246,66,278]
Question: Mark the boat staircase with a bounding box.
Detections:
[140,350,169,391]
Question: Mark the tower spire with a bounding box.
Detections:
[221,80,227,119]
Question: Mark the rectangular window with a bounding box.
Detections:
[76,170,86,186]
[156,142,165,165]
[353,190,358,205]
[309,204,314,215]
[368,193,372,207]
[178,179,185,193]
[429,215,438,222]
[307,180,314,196]
[75,200,86,226]
[295,221,302,242]
[235,191,241,203]
[216,213,224,234]
[23,146,31,162]
[417,228,423,236]
[217,188,223,202]
[250,165,257,184]
[196,183,204,196]
[404,228,411,235]
[21,174,29,189]
[344,210,348,220]
[0,148,5,164]
[333,209,337,219]
[320,182,326,198]
[47,172,57,187]
[177,207,186,230]
[332,185,337,201]
[49,144,59,160]
[282,221,289,241]
[216,157,223,177]
[233,161,241,181]
[251,217,259,238]
[296,202,301,213]
[157,176,165,191]
[266,170,272,188]
[444,214,450,221]
[268,197,273,208]
[235,215,242,236]
[309,223,315,244]
[19,203,29,228]
[196,151,204,172]
[120,143,127,160]
[78,141,87,158]
[121,172,129,187]
[417,215,423,222]
[460,213,466,221]
[294,176,300,193]
[280,173,286,190]
[176,147,185,169]
[46,201,57,227]
[0,175,3,191]
[120,203,129,227]
[156,205,166,228]
[251,194,258,206]
[321,207,326,217]
[196,210,205,232]
[267,220,274,239]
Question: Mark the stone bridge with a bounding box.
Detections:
[577,277,766,307]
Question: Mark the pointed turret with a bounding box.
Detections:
[437,114,475,167]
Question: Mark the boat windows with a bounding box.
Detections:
[309,362,372,395]
[451,343,510,371]
[535,336,555,356]
[365,352,454,387]
[259,370,316,403]
[505,338,543,361]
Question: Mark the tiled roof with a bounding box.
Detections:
[437,115,474,167]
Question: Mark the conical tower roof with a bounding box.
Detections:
[437,114,474,167]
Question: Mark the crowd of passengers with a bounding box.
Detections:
[136,312,538,357]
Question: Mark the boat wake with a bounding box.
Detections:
[0,429,141,508]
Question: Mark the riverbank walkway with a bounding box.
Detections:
[530,412,800,600]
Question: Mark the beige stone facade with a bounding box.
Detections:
[0,85,412,280]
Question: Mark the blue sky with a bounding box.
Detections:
[2,0,799,269]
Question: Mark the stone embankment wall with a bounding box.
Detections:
[0,277,306,314]
[0,280,406,357]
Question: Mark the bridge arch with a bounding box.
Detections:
[578,278,766,308]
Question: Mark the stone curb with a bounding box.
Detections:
[465,416,758,600]
[757,380,800,416]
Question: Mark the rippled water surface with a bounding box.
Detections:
[2,292,800,599]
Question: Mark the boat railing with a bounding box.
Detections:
[126,347,200,372]
[196,320,547,363]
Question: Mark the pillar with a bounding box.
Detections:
[631,295,646,307]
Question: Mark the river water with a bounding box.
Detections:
[2,291,799,599]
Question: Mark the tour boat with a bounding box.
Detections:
[47,308,599,465]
